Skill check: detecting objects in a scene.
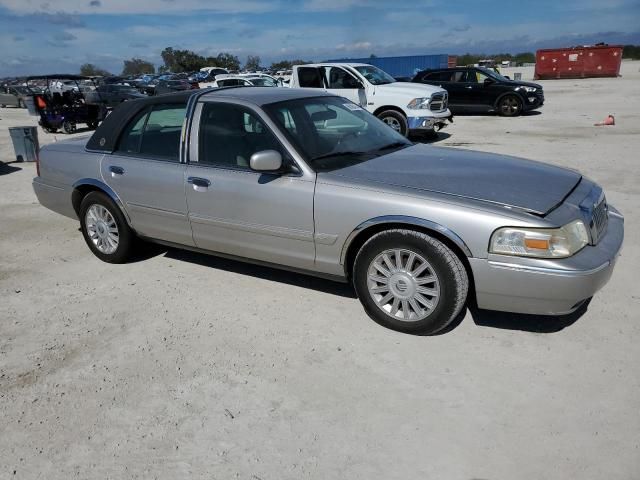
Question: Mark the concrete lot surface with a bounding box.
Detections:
[1,62,639,479]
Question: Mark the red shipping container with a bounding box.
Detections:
[534,45,622,80]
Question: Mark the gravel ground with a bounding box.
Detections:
[1,61,639,480]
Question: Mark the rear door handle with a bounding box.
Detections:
[109,165,124,176]
[465,86,473,89]
[187,177,211,191]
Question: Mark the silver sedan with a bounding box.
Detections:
[32,88,624,334]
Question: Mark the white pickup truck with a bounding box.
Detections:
[289,63,451,137]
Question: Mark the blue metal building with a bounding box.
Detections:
[327,54,450,78]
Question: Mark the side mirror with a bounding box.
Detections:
[250,150,283,172]
[483,78,495,86]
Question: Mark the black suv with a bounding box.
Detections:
[412,67,544,116]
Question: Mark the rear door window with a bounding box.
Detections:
[423,71,453,82]
[116,104,185,161]
[297,67,325,88]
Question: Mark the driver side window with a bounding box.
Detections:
[198,103,284,170]
[326,67,361,89]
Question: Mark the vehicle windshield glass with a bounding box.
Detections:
[353,65,396,85]
[478,67,509,81]
[264,95,411,172]
[248,77,277,87]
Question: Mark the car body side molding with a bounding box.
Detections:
[72,178,132,223]
[340,215,473,265]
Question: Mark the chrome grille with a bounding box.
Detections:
[429,92,448,112]
[591,194,608,244]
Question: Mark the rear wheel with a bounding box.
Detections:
[497,95,523,117]
[377,110,409,137]
[353,229,468,334]
[79,191,134,264]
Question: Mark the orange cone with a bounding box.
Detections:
[594,114,615,126]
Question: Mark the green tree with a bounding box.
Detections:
[245,55,261,71]
[80,63,111,77]
[622,45,640,59]
[215,52,241,71]
[270,59,312,70]
[122,58,155,76]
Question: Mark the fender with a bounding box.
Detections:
[340,215,473,266]
[72,178,132,224]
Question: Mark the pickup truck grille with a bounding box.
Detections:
[429,92,448,112]
[590,194,608,244]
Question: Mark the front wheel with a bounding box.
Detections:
[353,229,468,335]
[497,95,523,117]
[377,110,409,137]
[62,120,76,134]
[79,191,134,264]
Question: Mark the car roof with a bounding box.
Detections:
[301,63,371,68]
[87,88,333,152]
[198,86,333,105]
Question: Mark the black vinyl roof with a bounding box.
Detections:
[86,91,198,152]
[86,87,334,153]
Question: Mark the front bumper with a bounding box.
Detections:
[407,109,453,131]
[470,208,624,315]
[522,91,544,111]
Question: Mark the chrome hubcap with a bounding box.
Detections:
[85,204,119,254]
[367,248,440,322]
[383,116,402,132]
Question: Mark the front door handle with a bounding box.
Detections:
[109,165,125,176]
[187,176,211,191]
[465,86,473,89]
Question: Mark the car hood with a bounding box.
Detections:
[506,79,543,89]
[320,144,581,215]
[376,81,446,97]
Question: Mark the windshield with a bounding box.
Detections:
[478,66,509,82]
[248,77,277,87]
[353,65,396,85]
[264,96,411,172]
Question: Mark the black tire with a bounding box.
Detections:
[79,191,135,264]
[353,229,468,335]
[0,104,5,108]
[497,95,523,117]
[43,127,57,134]
[62,120,76,134]
[376,110,409,137]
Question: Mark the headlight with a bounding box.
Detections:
[489,220,589,258]
[522,86,537,93]
[407,97,430,109]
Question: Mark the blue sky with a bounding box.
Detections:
[1,0,639,76]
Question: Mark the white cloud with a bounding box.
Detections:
[0,0,279,14]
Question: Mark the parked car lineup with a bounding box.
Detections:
[86,84,146,108]
[32,88,623,335]
[0,85,32,108]
[412,66,544,116]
